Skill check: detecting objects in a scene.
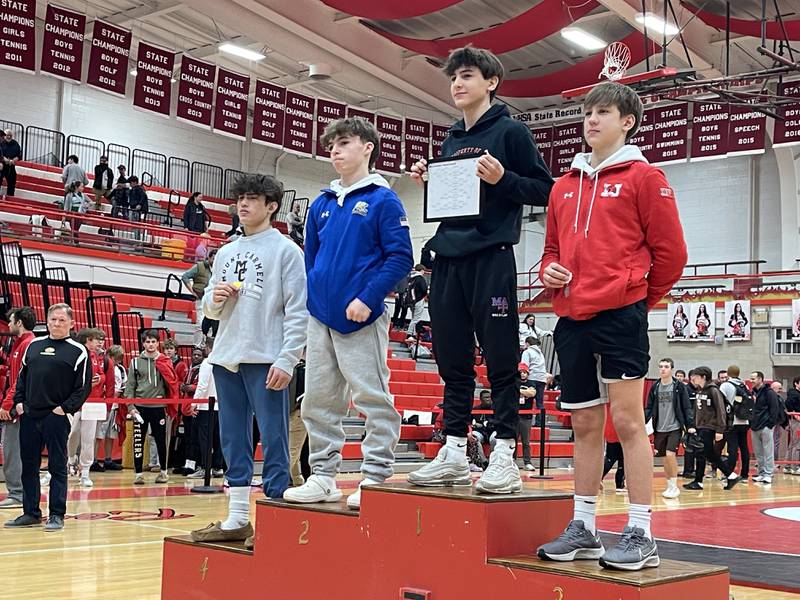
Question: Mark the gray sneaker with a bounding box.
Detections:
[599,526,660,570]
[44,515,65,532]
[407,446,471,487]
[0,497,23,509]
[537,520,605,561]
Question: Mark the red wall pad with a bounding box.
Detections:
[161,483,729,599]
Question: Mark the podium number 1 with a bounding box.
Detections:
[299,519,310,545]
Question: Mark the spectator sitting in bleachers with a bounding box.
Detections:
[469,390,495,470]
[108,181,129,219]
[183,192,210,234]
[61,155,88,193]
[286,200,304,246]
[92,156,114,210]
[127,176,149,223]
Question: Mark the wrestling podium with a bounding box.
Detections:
[161,483,728,599]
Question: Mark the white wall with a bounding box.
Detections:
[0,69,60,130]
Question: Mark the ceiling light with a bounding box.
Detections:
[219,43,265,61]
[635,12,680,36]
[129,68,137,76]
[560,28,607,51]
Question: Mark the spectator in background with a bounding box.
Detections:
[92,156,114,210]
[0,129,22,197]
[61,181,90,214]
[719,365,752,483]
[750,371,781,485]
[127,176,149,222]
[225,203,240,238]
[469,390,495,470]
[189,340,224,480]
[288,357,307,487]
[287,200,305,246]
[116,165,128,185]
[391,273,410,329]
[681,369,699,478]
[771,381,789,471]
[182,249,218,346]
[174,346,204,476]
[405,265,428,337]
[602,408,625,492]
[108,181,130,219]
[519,314,551,347]
[61,155,88,193]
[716,370,729,385]
[675,369,686,384]
[785,377,800,475]
[0,307,37,510]
[93,344,126,472]
[517,363,537,471]
[183,192,211,234]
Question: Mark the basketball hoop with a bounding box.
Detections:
[599,42,631,81]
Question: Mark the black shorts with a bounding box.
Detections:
[653,429,682,456]
[554,300,649,410]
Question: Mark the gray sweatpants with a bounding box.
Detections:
[1,420,23,502]
[406,302,425,336]
[302,311,400,482]
[752,426,775,477]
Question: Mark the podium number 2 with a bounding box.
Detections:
[299,519,310,545]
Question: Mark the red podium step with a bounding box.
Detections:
[161,483,729,599]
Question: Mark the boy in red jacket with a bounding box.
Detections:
[536,82,687,571]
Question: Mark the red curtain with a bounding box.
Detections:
[499,31,660,98]
[365,0,599,57]
[680,1,800,41]
[321,0,465,20]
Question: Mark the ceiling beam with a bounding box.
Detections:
[102,0,184,28]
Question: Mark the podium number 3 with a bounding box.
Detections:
[299,520,310,545]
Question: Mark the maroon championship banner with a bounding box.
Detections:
[41,4,86,82]
[375,114,403,174]
[212,68,249,139]
[347,106,376,124]
[176,55,216,128]
[628,108,655,161]
[728,104,766,156]
[0,0,36,73]
[530,126,553,172]
[551,121,583,177]
[690,102,729,161]
[773,81,800,148]
[252,80,286,148]
[431,124,449,158]
[133,42,175,117]
[650,103,688,165]
[404,118,431,171]
[283,91,315,157]
[316,99,346,159]
[86,20,131,97]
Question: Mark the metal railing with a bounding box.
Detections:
[111,311,145,356]
[107,143,131,172]
[0,120,24,145]
[18,252,46,320]
[191,161,223,199]
[87,295,118,335]
[683,260,767,277]
[167,156,190,193]
[66,135,105,169]
[159,273,184,321]
[24,126,65,166]
[132,149,166,186]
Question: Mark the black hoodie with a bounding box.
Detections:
[427,104,553,257]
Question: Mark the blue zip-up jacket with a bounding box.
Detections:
[306,174,413,334]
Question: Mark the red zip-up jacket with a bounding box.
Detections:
[541,146,687,321]
[87,351,106,400]
[2,332,35,411]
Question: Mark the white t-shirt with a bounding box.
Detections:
[193,360,218,411]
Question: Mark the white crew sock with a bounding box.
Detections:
[445,436,468,455]
[574,495,597,534]
[628,503,652,539]
[666,477,677,489]
[221,486,250,530]
[494,438,516,452]
[81,468,90,478]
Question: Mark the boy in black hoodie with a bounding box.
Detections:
[408,47,553,494]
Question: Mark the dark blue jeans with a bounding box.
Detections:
[20,412,70,519]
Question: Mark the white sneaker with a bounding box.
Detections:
[250,477,262,487]
[475,444,523,494]
[283,474,342,504]
[346,479,381,510]
[40,473,52,486]
[752,475,764,482]
[523,463,535,471]
[80,476,94,487]
[187,469,206,479]
[212,469,225,478]
[761,477,773,485]
[662,485,680,499]
[407,445,471,487]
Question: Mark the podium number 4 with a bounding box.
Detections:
[299,519,310,545]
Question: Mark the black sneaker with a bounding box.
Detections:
[683,481,703,490]
[599,526,660,570]
[680,472,694,479]
[104,461,122,471]
[89,461,105,473]
[44,515,64,532]
[4,514,42,528]
[724,476,741,491]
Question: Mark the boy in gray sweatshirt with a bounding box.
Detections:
[191,174,307,549]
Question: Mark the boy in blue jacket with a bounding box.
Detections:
[283,117,413,510]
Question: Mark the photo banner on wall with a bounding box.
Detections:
[133,41,175,117]
[773,81,800,148]
[41,4,86,83]
[176,55,216,129]
[666,302,691,341]
[316,99,346,160]
[689,301,716,342]
[283,91,315,157]
[404,118,431,171]
[252,80,286,149]
[86,20,131,97]
[431,124,449,158]
[375,114,403,175]
[724,300,751,341]
[792,299,800,339]
[213,68,249,140]
[690,102,729,161]
[0,0,36,73]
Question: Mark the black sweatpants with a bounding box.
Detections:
[20,412,70,519]
[1,163,17,196]
[602,441,625,489]
[694,428,732,483]
[429,245,520,439]
[133,407,167,473]
[195,410,224,470]
[726,424,750,478]
[517,416,532,463]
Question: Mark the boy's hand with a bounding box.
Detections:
[266,366,292,391]
[542,263,572,289]
[346,298,372,323]
[53,406,65,416]
[477,151,504,185]
[409,158,428,188]
[212,282,238,304]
